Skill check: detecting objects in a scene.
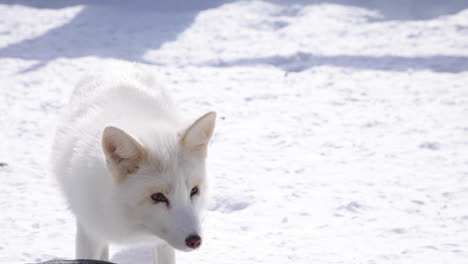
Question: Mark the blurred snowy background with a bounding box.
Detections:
[1,0,468,263]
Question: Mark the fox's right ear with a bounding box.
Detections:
[179,111,216,159]
[102,126,145,181]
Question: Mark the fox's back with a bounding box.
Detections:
[62,63,176,129]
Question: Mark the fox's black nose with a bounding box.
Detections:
[185,234,202,249]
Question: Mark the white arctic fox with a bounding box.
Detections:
[52,63,216,264]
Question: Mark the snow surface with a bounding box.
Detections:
[1,0,468,263]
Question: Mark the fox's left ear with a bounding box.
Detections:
[180,111,216,158]
[102,126,145,181]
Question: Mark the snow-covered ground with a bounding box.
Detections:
[1,0,468,263]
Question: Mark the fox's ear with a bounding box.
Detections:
[180,112,216,158]
[102,126,145,181]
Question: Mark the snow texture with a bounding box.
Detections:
[1,0,468,263]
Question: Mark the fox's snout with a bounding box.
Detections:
[185,234,202,249]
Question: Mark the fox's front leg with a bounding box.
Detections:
[76,223,109,261]
[153,243,175,264]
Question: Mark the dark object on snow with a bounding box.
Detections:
[33,260,116,264]
[0,162,7,167]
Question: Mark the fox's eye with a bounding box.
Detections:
[190,186,199,197]
[151,193,169,205]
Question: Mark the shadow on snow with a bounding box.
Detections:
[205,53,468,73]
[0,0,233,70]
[0,0,467,73]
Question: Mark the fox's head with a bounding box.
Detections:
[101,112,216,251]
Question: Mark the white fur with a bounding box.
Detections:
[52,62,215,263]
